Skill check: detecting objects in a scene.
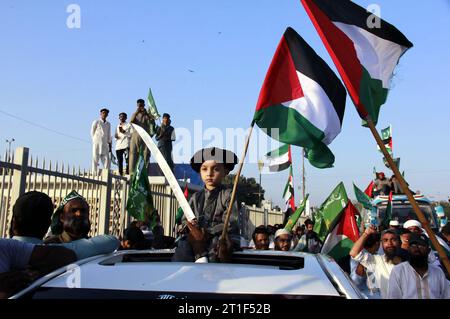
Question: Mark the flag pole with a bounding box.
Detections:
[302,148,306,200]
[366,117,450,274]
[219,122,255,257]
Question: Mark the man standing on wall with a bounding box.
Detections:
[91,108,112,173]
[115,112,131,176]
[129,99,156,175]
[156,113,176,172]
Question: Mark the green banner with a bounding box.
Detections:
[353,183,372,210]
[126,149,157,228]
[147,87,161,120]
[381,126,391,140]
[383,157,400,170]
[284,194,309,232]
[314,183,348,241]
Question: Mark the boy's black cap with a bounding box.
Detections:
[409,233,430,247]
[190,147,239,173]
[123,226,145,243]
[162,113,171,118]
[100,108,109,113]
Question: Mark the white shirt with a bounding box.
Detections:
[91,119,112,155]
[388,262,450,299]
[115,122,132,151]
[352,250,396,299]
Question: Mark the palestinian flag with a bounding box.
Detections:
[175,180,189,225]
[321,201,360,260]
[253,27,346,169]
[263,144,292,173]
[364,180,374,198]
[301,0,413,126]
[283,165,296,211]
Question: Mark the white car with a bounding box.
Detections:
[11,249,363,299]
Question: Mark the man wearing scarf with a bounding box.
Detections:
[43,191,119,260]
[45,191,91,243]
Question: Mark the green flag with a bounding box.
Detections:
[381,126,392,154]
[381,192,393,229]
[353,183,372,210]
[147,88,161,120]
[313,183,348,242]
[284,194,309,232]
[383,157,400,170]
[126,149,157,229]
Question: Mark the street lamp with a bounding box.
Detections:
[257,160,264,208]
[6,138,15,162]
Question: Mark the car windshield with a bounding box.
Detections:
[377,203,437,228]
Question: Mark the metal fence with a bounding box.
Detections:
[239,205,284,240]
[0,147,200,239]
[0,147,296,241]
[239,205,309,240]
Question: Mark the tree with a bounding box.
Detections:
[223,174,265,207]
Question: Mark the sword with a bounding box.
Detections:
[131,124,196,222]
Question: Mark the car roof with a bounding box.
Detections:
[372,194,431,205]
[13,250,362,299]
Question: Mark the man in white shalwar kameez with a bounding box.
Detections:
[91,108,112,173]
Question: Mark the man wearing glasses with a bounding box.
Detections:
[388,233,450,299]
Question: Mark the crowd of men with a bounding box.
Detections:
[90,99,176,176]
[2,140,450,299]
[1,187,449,298]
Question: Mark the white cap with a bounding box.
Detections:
[275,228,292,239]
[389,220,400,226]
[403,220,422,229]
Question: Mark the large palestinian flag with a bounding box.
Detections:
[321,200,360,260]
[301,0,413,126]
[254,27,346,169]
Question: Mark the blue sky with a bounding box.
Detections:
[1,1,450,207]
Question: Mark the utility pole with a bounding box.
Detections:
[6,138,15,162]
[257,160,264,208]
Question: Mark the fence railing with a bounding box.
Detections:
[0,147,294,241]
[0,147,201,239]
[239,205,309,240]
